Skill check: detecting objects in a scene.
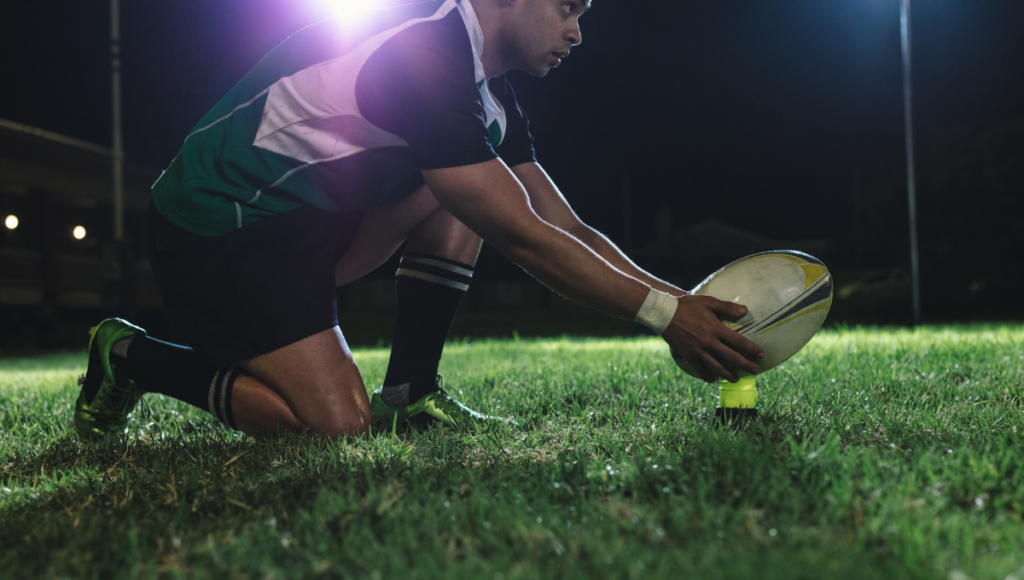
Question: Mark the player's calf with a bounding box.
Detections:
[73,320,307,439]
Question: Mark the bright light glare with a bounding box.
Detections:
[4,215,17,230]
[73,226,87,240]
[310,0,383,19]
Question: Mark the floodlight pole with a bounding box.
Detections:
[900,0,922,325]
[111,0,125,242]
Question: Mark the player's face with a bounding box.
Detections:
[506,0,588,77]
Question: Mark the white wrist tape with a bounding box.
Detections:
[634,288,677,335]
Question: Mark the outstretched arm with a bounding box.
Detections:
[424,159,647,320]
[423,159,763,382]
[511,162,685,296]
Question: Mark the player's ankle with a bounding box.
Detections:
[380,383,410,408]
[381,377,440,408]
[408,376,441,405]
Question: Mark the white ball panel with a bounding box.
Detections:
[674,251,832,379]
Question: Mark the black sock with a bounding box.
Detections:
[114,335,240,429]
[382,252,473,405]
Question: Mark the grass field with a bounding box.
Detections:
[1,325,1023,579]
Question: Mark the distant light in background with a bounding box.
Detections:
[73,226,87,240]
[4,215,17,230]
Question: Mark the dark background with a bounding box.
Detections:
[1,0,1022,324]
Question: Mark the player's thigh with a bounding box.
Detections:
[334,184,439,286]
[148,203,361,367]
[334,184,483,285]
[241,326,371,437]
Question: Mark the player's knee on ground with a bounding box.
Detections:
[244,396,306,436]
[301,403,372,438]
[287,384,372,438]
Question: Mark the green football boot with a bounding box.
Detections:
[72,318,147,441]
[370,377,512,431]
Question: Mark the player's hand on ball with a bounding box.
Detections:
[662,295,764,383]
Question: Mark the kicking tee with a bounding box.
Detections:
[151,0,536,237]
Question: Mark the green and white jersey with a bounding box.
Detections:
[152,0,535,237]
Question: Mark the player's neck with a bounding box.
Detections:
[467,0,513,78]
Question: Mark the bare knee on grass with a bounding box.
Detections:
[231,374,305,436]
[293,382,372,438]
[242,327,372,439]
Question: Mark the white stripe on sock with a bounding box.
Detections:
[403,256,474,278]
[207,371,221,419]
[395,268,470,291]
[219,365,235,426]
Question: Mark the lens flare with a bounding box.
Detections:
[311,0,386,19]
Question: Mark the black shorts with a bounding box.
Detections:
[147,203,362,366]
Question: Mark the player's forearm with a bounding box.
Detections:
[572,224,686,296]
[509,162,685,297]
[424,160,652,321]
[497,219,650,321]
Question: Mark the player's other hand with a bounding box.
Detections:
[662,295,765,383]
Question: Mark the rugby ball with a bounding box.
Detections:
[674,250,833,377]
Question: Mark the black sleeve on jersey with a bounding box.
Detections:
[489,76,537,168]
[356,10,498,170]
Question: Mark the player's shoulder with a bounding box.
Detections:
[329,0,467,53]
[266,1,463,72]
[374,0,473,65]
[358,0,476,93]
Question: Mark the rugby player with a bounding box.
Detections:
[73,0,764,440]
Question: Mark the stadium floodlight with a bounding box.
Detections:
[73,226,87,240]
[4,215,17,230]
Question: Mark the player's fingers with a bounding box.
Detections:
[720,329,765,363]
[710,338,761,376]
[700,350,739,383]
[689,358,717,383]
[705,297,750,322]
[671,347,715,382]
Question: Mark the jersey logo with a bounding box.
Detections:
[478,79,506,148]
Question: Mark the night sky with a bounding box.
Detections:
[2,0,1022,263]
